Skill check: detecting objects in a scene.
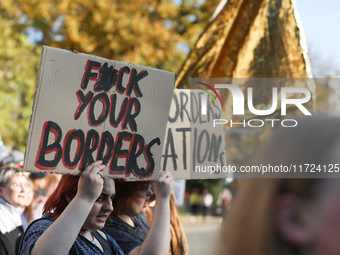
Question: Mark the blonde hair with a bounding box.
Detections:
[0,163,24,187]
[219,178,321,255]
[45,174,61,187]
[218,116,340,255]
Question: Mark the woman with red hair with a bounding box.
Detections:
[20,160,123,255]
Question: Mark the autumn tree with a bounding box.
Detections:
[0,0,220,150]
[2,0,219,72]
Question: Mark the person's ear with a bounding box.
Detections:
[0,187,3,196]
[275,194,314,247]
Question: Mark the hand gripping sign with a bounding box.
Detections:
[24,46,176,181]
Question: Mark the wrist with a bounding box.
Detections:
[73,193,97,206]
[154,196,170,206]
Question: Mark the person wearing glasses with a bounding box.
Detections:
[0,164,30,255]
[103,171,174,255]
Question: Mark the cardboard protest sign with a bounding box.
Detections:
[24,46,176,180]
[161,89,228,179]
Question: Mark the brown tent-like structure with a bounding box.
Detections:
[175,0,315,119]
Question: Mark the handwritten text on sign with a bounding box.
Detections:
[26,47,176,180]
[161,89,227,179]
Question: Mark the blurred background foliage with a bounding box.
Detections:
[0,14,40,152]
[0,0,221,151]
[0,0,338,200]
[1,0,337,152]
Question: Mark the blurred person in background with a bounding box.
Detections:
[1,149,24,169]
[103,172,174,255]
[218,116,340,255]
[29,172,46,198]
[21,177,34,231]
[201,188,213,220]
[189,188,200,223]
[0,164,30,255]
[215,188,232,217]
[1,149,35,230]
[33,173,61,220]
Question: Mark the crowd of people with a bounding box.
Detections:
[186,187,232,222]
[2,115,340,255]
[0,143,188,255]
[0,148,62,254]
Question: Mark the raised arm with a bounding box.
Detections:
[129,171,174,255]
[31,161,105,255]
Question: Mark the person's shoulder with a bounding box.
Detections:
[0,225,22,240]
[20,215,54,255]
[33,214,54,225]
[24,214,54,237]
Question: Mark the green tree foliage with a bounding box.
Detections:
[0,0,220,150]
[2,0,219,71]
[0,15,41,152]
